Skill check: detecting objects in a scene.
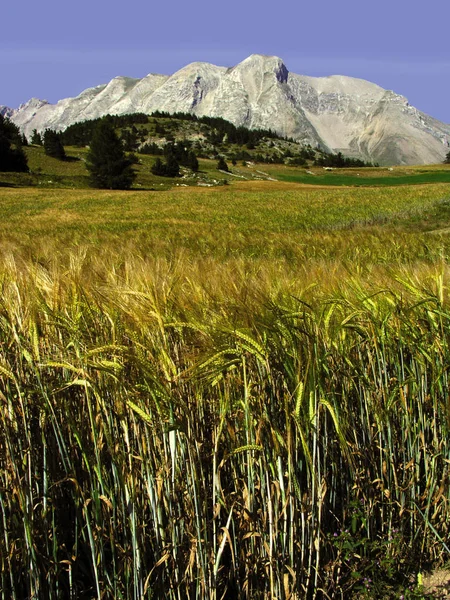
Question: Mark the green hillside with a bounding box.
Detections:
[1,140,449,191]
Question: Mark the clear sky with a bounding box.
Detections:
[2,0,449,123]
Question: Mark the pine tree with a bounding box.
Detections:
[164,153,180,177]
[445,151,450,164]
[187,151,199,172]
[43,129,66,160]
[217,156,229,172]
[0,114,28,172]
[86,119,135,190]
[31,129,43,145]
[151,157,166,176]
[120,128,138,151]
[150,153,180,178]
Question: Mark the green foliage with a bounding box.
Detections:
[287,155,307,166]
[31,129,43,145]
[154,122,166,135]
[61,113,148,146]
[314,150,376,168]
[0,114,28,172]
[149,141,199,177]
[164,153,180,177]
[120,126,138,151]
[217,156,229,172]
[151,151,180,177]
[43,129,66,160]
[139,141,163,155]
[165,142,199,171]
[86,118,136,189]
[151,156,165,176]
[444,151,450,164]
[232,149,252,162]
[151,109,284,145]
[186,150,199,171]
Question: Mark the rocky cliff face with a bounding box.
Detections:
[6,54,450,165]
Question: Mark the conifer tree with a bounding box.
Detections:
[0,114,28,172]
[187,151,199,172]
[43,129,66,160]
[217,156,229,172]
[164,152,180,177]
[150,153,180,178]
[86,119,135,189]
[151,157,165,176]
[31,129,43,145]
[445,151,450,164]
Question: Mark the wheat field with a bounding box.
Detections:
[1,183,450,598]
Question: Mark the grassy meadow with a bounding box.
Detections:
[2,144,450,190]
[1,175,450,598]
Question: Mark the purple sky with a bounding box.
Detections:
[2,0,449,123]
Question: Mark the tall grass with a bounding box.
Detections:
[0,248,449,598]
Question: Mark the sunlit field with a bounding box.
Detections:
[1,180,450,598]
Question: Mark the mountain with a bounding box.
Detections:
[6,55,450,165]
[0,105,14,118]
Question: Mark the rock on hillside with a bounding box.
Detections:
[7,55,450,165]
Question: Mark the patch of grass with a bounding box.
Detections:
[2,146,234,189]
[276,169,450,186]
[4,142,450,192]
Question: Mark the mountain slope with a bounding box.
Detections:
[7,55,450,165]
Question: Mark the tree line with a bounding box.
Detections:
[314,151,377,168]
[54,110,295,149]
[59,113,148,147]
[151,141,198,177]
[150,111,289,146]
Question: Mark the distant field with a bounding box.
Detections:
[1,182,450,262]
[261,161,450,185]
[277,170,450,186]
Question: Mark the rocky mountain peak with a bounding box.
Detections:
[6,56,450,165]
[231,54,289,83]
[0,105,14,118]
[18,97,49,112]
